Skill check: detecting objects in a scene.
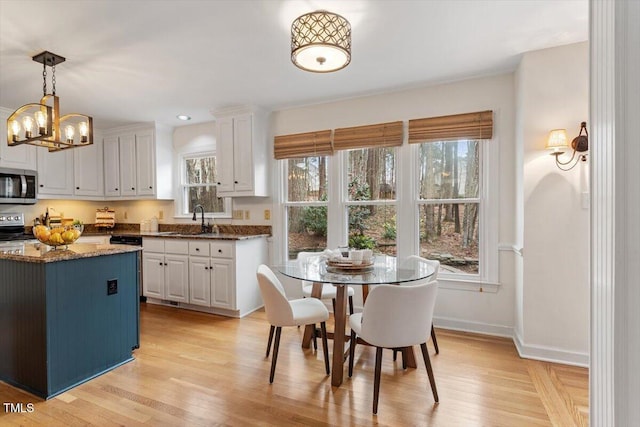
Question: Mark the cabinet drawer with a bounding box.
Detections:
[143,238,164,252]
[189,241,210,256]
[164,240,189,255]
[210,242,233,258]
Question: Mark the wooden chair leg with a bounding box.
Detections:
[348,295,354,315]
[269,327,282,384]
[420,342,439,402]
[312,323,318,350]
[331,298,336,315]
[392,348,398,361]
[320,322,330,375]
[431,324,439,354]
[266,325,275,357]
[348,329,357,377]
[373,347,383,414]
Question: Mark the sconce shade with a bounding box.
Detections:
[546,129,569,153]
[291,10,351,73]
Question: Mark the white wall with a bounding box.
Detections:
[270,73,518,337]
[515,42,590,365]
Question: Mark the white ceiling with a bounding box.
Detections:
[0,0,588,129]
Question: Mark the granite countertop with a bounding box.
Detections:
[0,242,142,264]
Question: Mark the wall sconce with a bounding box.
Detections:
[546,121,588,171]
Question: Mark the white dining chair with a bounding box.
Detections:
[348,281,439,414]
[407,255,440,355]
[256,264,330,383]
[297,251,355,316]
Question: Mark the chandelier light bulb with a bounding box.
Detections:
[78,121,88,142]
[34,111,47,135]
[22,116,34,138]
[9,120,21,142]
[65,125,75,143]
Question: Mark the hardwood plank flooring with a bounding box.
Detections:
[0,303,588,426]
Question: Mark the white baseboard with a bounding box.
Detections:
[433,316,514,338]
[512,332,589,368]
[433,317,589,368]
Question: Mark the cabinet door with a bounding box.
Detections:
[232,113,254,192]
[36,148,74,196]
[119,134,136,196]
[135,130,155,196]
[103,136,120,196]
[165,254,189,303]
[143,252,165,299]
[0,110,37,170]
[74,136,103,196]
[216,116,235,193]
[211,259,234,309]
[189,257,211,306]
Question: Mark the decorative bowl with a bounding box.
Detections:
[33,224,83,248]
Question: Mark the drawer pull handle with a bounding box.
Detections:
[195,248,200,251]
[218,249,222,253]
[159,262,163,266]
[205,266,208,270]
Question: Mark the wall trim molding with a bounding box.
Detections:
[433,318,589,367]
[498,243,523,256]
[513,331,589,368]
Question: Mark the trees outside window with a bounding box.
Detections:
[417,140,480,274]
[182,154,229,216]
[346,147,397,254]
[285,156,328,259]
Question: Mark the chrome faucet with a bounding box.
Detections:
[192,204,209,233]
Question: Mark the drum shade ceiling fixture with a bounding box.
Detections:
[291,10,351,73]
[7,51,93,152]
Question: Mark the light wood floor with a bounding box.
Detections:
[1,303,588,426]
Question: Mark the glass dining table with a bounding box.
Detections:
[274,254,436,387]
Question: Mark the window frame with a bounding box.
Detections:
[276,125,500,291]
[177,150,231,218]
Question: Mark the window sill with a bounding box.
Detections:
[173,214,232,220]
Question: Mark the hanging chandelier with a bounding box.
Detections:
[6,51,93,152]
[291,10,351,73]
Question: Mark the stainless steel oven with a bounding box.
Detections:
[0,167,37,204]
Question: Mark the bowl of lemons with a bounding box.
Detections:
[33,222,83,249]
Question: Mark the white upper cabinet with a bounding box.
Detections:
[73,132,104,198]
[37,148,74,196]
[0,107,37,170]
[103,123,173,200]
[214,107,268,197]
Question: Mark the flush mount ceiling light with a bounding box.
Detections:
[291,10,351,73]
[546,121,589,171]
[7,51,93,152]
[177,115,191,121]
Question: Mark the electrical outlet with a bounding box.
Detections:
[158,210,164,220]
[123,211,128,220]
[232,210,243,220]
[107,279,118,295]
[264,209,271,220]
[244,210,250,220]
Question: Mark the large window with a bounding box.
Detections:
[345,147,397,255]
[416,140,480,274]
[181,153,230,216]
[285,156,328,259]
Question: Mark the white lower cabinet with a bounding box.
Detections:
[144,236,267,317]
[142,238,189,303]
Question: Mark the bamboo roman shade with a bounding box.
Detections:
[408,110,493,143]
[273,129,333,159]
[333,121,403,151]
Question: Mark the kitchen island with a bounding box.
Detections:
[0,243,141,399]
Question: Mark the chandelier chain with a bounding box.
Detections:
[52,64,56,95]
[42,62,47,97]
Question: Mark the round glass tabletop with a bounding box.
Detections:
[274,254,436,286]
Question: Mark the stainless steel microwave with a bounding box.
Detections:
[0,167,37,204]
